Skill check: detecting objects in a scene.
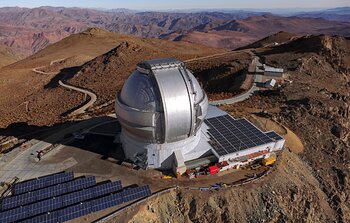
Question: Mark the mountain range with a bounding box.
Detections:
[0,6,349,60]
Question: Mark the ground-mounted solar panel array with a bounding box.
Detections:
[204,115,277,156]
[0,172,152,223]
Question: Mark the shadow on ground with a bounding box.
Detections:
[44,66,81,89]
[0,116,127,164]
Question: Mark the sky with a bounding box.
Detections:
[0,0,348,10]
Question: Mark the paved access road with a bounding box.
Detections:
[209,74,262,105]
[208,53,264,105]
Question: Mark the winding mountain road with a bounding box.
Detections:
[32,50,260,116]
[209,74,261,106]
[185,50,262,106]
[58,80,97,115]
[32,60,97,115]
[184,51,235,63]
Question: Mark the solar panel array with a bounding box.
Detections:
[0,181,122,222]
[60,181,122,207]
[204,115,274,156]
[12,172,74,195]
[265,131,284,141]
[0,172,152,223]
[1,176,96,210]
[122,185,152,203]
[18,185,152,223]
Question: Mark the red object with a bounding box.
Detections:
[209,165,219,175]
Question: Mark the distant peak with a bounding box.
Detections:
[83,27,110,35]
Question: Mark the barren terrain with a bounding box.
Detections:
[0,46,18,68]
[109,33,350,223]
[0,28,224,128]
[0,29,349,223]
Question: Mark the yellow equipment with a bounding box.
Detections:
[262,153,276,166]
[162,175,173,179]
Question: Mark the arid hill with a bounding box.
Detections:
[113,34,350,223]
[167,15,350,49]
[0,46,18,68]
[0,28,224,128]
[239,31,298,49]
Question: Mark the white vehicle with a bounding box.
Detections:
[73,133,85,140]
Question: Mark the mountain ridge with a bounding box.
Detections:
[0,7,349,57]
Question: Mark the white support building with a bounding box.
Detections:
[263,64,284,77]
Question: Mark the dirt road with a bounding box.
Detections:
[32,60,97,115]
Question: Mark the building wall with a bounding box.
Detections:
[272,139,285,151]
[121,129,202,169]
[215,142,276,163]
[264,71,284,77]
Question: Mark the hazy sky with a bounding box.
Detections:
[0,0,348,10]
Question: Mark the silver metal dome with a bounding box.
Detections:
[115,59,208,168]
[115,58,208,168]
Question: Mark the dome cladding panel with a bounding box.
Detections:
[116,58,208,143]
[119,71,158,112]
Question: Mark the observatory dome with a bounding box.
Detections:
[115,58,208,169]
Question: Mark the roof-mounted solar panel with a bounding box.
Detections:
[205,115,275,156]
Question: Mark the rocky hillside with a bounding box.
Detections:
[0,29,223,128]
[66,38,224,105]
[126,150,334,223]
[240,34,350,222]
[111,34,350,223]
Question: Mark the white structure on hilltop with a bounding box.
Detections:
[115,58,208,169]
[115,58,285,172]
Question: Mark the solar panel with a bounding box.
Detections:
[57,202,92,223]
[17,183,151,223]
[0,180,122,222]
[27,197,62,217]
[90,193,123,212]
[66,176,96,192]
[61,188,94,207]
[205,115,274,156]
[93,180,123,197]
[122,185,152,203]
[0,205,28,223]
[1,176,96,210]
[12,172,74,195]
[265,131,284,141]
[19,212,57,223]
[61,180,122,207]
